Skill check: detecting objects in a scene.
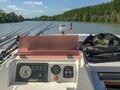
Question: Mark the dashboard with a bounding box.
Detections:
[15,61,76,82]
[16,63,48,82]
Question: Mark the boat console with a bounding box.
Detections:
[0,35,95,90]
[1,33,120,90]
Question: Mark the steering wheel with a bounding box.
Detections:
[84,33,120,46]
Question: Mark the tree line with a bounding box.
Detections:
[33,0,120,23]
[0,10,24,23]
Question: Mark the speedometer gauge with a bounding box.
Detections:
[19,66,32,79]
[51,65,61,75]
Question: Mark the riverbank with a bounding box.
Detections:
[32,0,120,24]
[0,10,24,23]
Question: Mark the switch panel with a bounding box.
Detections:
[63,66,74,78]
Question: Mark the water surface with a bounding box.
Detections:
[0,21,120,37]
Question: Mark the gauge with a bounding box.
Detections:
[19,65,32,79]
[51,65,61,75]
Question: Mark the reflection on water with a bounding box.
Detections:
[0,21,120,37]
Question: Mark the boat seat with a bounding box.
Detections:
[18,35,81,60]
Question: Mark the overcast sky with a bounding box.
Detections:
[0,0,111,18]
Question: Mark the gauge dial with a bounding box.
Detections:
[19,66,32,79]
[51,65,61,75]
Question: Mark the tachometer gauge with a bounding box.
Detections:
[19,66,32,79]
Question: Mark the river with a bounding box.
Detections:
[0,21,120,37]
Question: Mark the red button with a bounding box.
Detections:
[65,71,68,74]
[53,75,58,81]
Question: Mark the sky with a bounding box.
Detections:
[0,0,111,18]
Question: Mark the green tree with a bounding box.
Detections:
[0,9,24,23]
[32,0,120,24]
